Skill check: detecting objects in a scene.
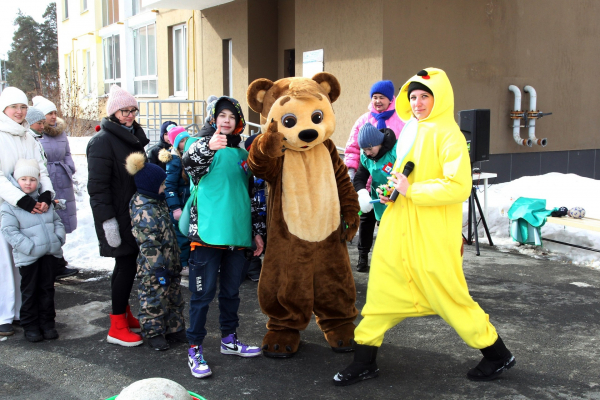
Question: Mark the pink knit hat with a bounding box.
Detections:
[167,126,186,146]
[106,85,138,116]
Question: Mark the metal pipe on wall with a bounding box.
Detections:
[523,85,548,147]
[508,85,532,146]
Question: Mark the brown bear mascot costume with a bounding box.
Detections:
[246,72,360,358]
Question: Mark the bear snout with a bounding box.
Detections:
[298,129,319,143]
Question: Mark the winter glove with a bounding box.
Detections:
[16,195,37,213]
[38,191,52,206]
[357,189,374,214]
[258,119,287,158]
[550,206,568,217]
[172,208,182,221]
[348,168,356,181]
[102,217,122,248]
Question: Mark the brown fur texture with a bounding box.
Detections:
[42,117,67,137]
[247,74,360,358]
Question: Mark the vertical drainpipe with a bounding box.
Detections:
[508,85,532,146]
[523,85,548,147]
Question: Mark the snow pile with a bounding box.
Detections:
[62,155,115,272]
[464,172,600,271]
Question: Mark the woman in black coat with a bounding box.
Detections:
[86,85,149,347]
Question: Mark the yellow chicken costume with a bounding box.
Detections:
[333,68,515,386]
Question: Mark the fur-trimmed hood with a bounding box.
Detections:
[43,117,67,137]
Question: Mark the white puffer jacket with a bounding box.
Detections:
[0,112,54,207]
[0,177,65,267]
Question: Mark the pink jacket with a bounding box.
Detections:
[344,96,405,171]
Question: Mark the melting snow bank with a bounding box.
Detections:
[464,172,600,271]
[62,155,114,274]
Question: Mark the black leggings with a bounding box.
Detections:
[111,254,138,315]
[357,209,377,255]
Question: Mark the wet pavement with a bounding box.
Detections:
[1,242,599,400]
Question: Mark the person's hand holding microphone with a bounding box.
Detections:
[377,161,414,204]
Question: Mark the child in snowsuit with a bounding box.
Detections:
[353,122,397,273]
[181,96,264,379]
[158,127,191,277]
[344,80,405,271]
[126,152,186,351]
[242,134,267,282]
[147,121,176,171]
[334,68,515,386]
[0,159,65,342]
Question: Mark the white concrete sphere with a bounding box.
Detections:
[116,378,192,400]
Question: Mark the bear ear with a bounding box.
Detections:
[312,72,341,103]
[247,78,274,113]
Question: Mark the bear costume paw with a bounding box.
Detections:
[259,119,287,158]
[324,322,356,353]
[261,329,301,358]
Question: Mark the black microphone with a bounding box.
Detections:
[389,161,415,202]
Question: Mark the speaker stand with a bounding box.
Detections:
[464,186,494,256]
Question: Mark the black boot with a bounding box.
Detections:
[467,336,516,381]
[333,344,379,386]
[356,253,369,273]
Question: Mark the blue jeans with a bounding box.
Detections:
[186,246,246,345]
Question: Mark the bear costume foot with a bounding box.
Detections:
[324,323,355,353]
[262,329,300,358]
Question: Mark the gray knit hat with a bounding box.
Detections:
[358,122,385,148]
[25,107,46,126]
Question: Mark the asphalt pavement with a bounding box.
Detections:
[1,242,599,400]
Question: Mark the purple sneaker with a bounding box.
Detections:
[188,346,212,378]
[220,333,262,358]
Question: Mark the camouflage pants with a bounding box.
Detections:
[137,267,185,338]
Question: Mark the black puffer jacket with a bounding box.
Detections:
[87,117,150,257]
[146,127,172,170]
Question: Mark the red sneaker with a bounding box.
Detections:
[126,305,141,333]
[107,314,143,347]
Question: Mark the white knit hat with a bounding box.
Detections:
[32,96,57,116]
[0,87,29,113]
[13,159,40,181]
[106,85,138,116]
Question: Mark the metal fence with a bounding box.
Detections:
[137,99,205,145]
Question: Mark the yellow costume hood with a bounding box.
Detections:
[396,67,455,124]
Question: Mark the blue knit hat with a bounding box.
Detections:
[370,80,395,101]
[161,120,177,135]
[358,122,385,148]
[125,153,167,196]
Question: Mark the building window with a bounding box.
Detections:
[82,0,88,12]
[222,39,232,97]
[172,23,187,97]
[134,23,157,96]
[86,51,92,94]
[102,35,121,94]
[132,0,140,16]
[64,0,69,19]
[102,0,120,27]
[65,54,72,82]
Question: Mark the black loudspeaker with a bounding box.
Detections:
[459,109,490,163]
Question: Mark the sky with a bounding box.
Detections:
[0,0,56,59]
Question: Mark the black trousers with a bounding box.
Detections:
[19,255,57,331]
[357,209,377,255]
[111,254,138,315]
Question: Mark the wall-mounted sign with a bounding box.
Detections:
[302,49,324,78]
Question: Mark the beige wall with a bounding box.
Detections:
[277,0,295,79]
[202,1,250,119]
[152,9,204,124]
[294,0,383,146]
[247,0,279,123]
[383,0,600,154]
